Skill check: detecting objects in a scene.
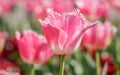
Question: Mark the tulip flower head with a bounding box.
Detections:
[16,30,53,64]
[100,55,117,75]
[81,21,117,51]
[109,0,120,12]
[0,58,20,72]
[39,9,98,55]
[0,0,12,15]
[22,0,53,19]
[87,51,117,75]
[53,0,75,13]
[75,0,111,20]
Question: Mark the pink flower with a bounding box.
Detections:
[39,9,98,55]
[75,0,111,20]
[0,32,6,53]
[0,0,12,15]
[0,70,20,75]
[109,0,120,12]
[0,37,19,58]
[81,21,117,51]
[74,0,91,16]
[16,30,53,64]
[53,0,75,13]
[22,0,53,19]
[0,59,20,72]
[22,0,75,19]
[100,55,117,75]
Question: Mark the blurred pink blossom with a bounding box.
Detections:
[39,9,98,55]
[0,59,20,72]
[75,0,111,20]
[100,55,117,75]
[22,0,75,19]
[0,70,20,75]
[0,0,13,15]
[109,0,120,12]
[52,0,75,13]
[16,30,53,64]
[81,21,117,51]
[0,37,20,60]
[22,0,53,19]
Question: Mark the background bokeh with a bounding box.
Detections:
[0,0,120,75]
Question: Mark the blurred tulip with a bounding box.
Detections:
[75,0,111,20]
[39,9,98,55]
[0,37,23,75]
[0,58,20,72]
[0,70,20,75]
[0,37,18,60]
[22,0,75,19]
[100,55,117,75]
[81,49,117,75]
[109,0,120,12]
[53,0,75,13]
[22,0,53,19]
[16,30,53,64]
[81,21,117,51]
[74,0,91,16]
[88,51,117,75]
[0,0,13,15]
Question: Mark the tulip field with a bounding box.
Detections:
[0,0,120,75]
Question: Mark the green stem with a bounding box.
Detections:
[31,65,35,75]
[96,51,101,75]
[59,55,65,75]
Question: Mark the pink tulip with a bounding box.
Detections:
[75,0,111,20]
[100,55,117,75]
[0,0,12,15]
[22,0,53,19]
[16,30,53,64]
[52,0,75,13]
[81,21,117,51]
[109,0,120,12]
[22,0,75,19]
[0,70,20,75]
[39,9,98,55]
[0,59,20,72]
[22,0,45,19]
[0,58,20,75]
[74,0,91,16]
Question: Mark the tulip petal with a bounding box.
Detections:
[67,21,99,50]
[41,24,68,51]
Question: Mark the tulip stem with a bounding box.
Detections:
[96,51,101,75]
[59,55,65,75]
[31,65,35,75]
